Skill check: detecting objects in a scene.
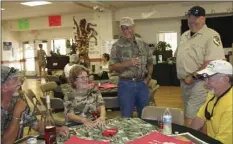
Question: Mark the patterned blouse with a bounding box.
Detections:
[1,96,37,140]
[64,86,105,121]
[37,49,46,66]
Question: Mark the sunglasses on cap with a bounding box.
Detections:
[192,73,217,80]
[121,25,132,31]
[2,67,17,83]
[187,9,205,17]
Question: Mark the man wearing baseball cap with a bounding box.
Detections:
[175,6,225,126]
[109,17,153,118]
[190,60,232,144]
[1,66,69,143]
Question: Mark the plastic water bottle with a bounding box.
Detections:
[162,108,172,135]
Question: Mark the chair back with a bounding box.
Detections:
[40,97,64,110]
[40,81,58,97]
[141,106,184,125]
[24,89,46,115]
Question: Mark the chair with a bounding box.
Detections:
[141,106,184,125]
[40,97,66,126]
[40,82,66,126]
[148,79,160,105]
[40,81,58,98]
[24,89,47,134]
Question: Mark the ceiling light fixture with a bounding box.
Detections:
[20,1,51,7]
[1,8,5,11]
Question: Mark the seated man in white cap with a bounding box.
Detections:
[190,60,232,144]
[64,54,79,78]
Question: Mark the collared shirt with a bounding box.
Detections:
[1,96,38,140]
[64,86,105,121]
[109,36,153,79]
[176,25,225,79]
[197,87,232,144]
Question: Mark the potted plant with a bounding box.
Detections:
[153,41,172,62]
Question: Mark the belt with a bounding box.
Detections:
[120,77,144,82]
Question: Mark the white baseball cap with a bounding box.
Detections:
[197,60,233,77]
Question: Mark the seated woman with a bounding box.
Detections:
[101,53,110,72]
[64,65,106,128]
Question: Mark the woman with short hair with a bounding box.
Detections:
[64,65,106,127]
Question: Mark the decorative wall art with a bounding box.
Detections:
[3,42,12,51]
[72,16,98,56]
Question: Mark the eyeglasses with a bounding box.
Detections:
[76,75,89,80]
[2,67,17,83]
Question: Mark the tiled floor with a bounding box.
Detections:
[22,78,183,136]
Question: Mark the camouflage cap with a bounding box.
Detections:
[120,17,135,26]
[1,66,25,84]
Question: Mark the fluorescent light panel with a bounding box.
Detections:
[1,8,5,10]
[20,1,51,7]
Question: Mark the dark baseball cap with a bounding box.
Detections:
[188,6,206,17]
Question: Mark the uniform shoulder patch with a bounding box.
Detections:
[213,36,221,46]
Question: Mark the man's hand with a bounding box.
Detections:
[94,117,105,127]
[131,57,141,67]
[184,75,194,85]
[13,99,27,117]
[143,77,150,85]
[57,126,69,137]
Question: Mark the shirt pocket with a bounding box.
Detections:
[120,50,132,61]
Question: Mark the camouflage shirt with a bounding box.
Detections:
[109,36,153,79]
[64,86,105,121]
[1,96,38,140]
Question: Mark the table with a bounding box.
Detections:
[15,118,220,144]
[144,119,221,144]
[152,63,180,86]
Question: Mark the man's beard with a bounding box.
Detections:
[12,91,20,97]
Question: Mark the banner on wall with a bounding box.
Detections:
[18,19,29,30]
[48,15,61,27]
[89,41,100,58]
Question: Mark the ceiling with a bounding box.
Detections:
[1,1,175,20]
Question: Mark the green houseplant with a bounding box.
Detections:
[153,41,172,62]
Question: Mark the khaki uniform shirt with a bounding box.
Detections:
[64,86,105,121]
[176,25,225,79]
[109,36,153,79]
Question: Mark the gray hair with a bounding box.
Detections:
[216,73,233,85]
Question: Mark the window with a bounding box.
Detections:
[51,39,66,55]
[157,32,177,56]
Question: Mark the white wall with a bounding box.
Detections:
[2,1,232,62]
[113,2,232,54]
[114,2,232,21]
[135,18,181,44]
[1,21,20,61]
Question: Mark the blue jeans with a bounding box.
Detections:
[118,80,149,118]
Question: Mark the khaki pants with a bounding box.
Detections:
[180,80,208,119]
